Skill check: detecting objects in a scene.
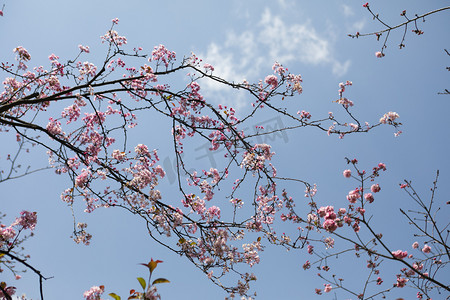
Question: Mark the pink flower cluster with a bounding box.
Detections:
[264,75,278,89]
[272,62,302,94]
[343,169,351,178]
[346,188,361,203]
[392,249,408,259]
[78,61,97,79]
[336,97,354,108]
[150,44,176,68]
[241,144,274,171]
[304,183,317,197]
[203,63,214,71]
[338,80,352,95]
[74,222,92,245]
[46,117,63,136]
[12,211,37,230]
[364,192,374,203]
[297,110,311,119]
[336,81,354,108]
[379,111,400,124]
[78,45,90,53]
[61,104,81,124]
[83,285,105,300]
[422,244,431,253]
[206,206,221,220]
[13,46,31,61]
[318,206,341,233]
[396,275,408,288]
[0,226,16,241]
[101,30,127,46]
[76,168,92,188]
[371,183,381,193]
[287,73,303,94]
[242,241,262,267]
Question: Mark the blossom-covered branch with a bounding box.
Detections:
[302,160,449,299]
[1,18,403,298]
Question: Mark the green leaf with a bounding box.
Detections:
[108,293,121,300]
[137,277,146,290]
[152,278,170,285]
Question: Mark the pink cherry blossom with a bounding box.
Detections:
[392,250,408,259]
[396,276,408,288]
[336,97,354,108]
[12,211,37,230]
[379,111,400,124]
[0,226,16,240]
[101,30,127,46]
[412,241,419,249]
[371,183,381,193]
[377,163,386,170]
[349,123,359,131]
[324,284,332,293]
[150,44,176,68]
[364,193,374,203]
[322,219,337,232]
[207,206,221,220]
[264,75,278,89]
[75,168,92,188]
[422,244,431,253]
[78,45,90,53]
[203,63,214,71]
[83,285,105,300]
[46,117,63,136]
[343,169,351,178]
[13,46,31,61]
[347,189,361,203]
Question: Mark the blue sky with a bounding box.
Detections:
[1,0,449,299]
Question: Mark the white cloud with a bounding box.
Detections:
[276,0,294,9]
[196,42,256,109]
[341,4,354,17]
[259,9,331,65]
[350,20,366,32]
[198,8,350,108]
[332,60,351,77]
